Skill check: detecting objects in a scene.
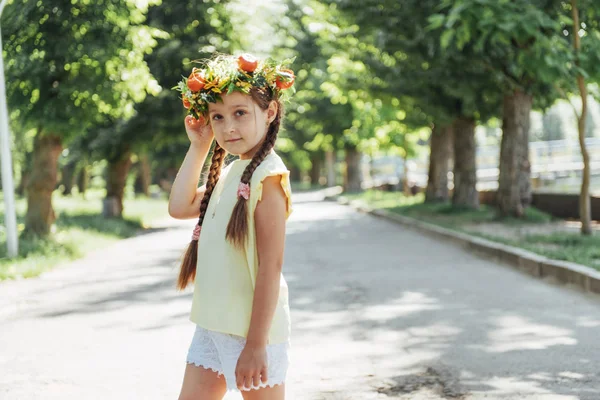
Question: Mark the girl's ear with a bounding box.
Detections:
[267,100,278,124]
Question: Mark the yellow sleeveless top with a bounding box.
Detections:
[189,151,292,344]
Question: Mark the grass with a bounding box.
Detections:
[493,233,600,269]
[0,188,170,281]
[343,190,600,270]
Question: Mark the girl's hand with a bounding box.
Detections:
[235,344,268,391]
[184,115,214,147]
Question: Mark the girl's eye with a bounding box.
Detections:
[235,110,247,117]
[212,114,222,121]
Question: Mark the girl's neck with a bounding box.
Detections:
[238,148,272,161]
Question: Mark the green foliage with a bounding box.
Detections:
[431,0,600,107]
[120,0,236,176]
[2,0,160,138]
[325,0,501,125]
[277,0,436,172]
[272,0,355,171]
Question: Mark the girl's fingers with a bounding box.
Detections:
[236,369,249,390]
[261,366,268,383]
[236,371,243,389]
[252,373,261,388]
[185,115,200,129]
[185,115,205,129]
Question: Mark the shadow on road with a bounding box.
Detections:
[8,199,600,399]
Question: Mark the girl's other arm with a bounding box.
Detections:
[246,175,288,346]
[235,175,287,389]
[168,116,214,219]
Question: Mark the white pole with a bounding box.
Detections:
[0,0,19,258]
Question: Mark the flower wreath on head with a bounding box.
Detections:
[173,53,296,121]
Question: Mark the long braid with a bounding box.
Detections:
[177,142,227,290]
[198,143,226,226]
[226,99,283,249]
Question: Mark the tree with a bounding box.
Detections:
[90,0,236,217]
[2,0,158,235]
[435,0,600,222]
[548,0,600,234]
[277,0,366,191]
[327,0,501,208]
[431,0,568,217]
[569,0,597,235]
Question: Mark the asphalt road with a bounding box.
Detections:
[2,192,600,399]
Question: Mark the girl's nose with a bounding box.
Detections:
[225,119,236,134]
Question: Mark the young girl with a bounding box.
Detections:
[168,54,296,400]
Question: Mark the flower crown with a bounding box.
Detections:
[174,53,296,120]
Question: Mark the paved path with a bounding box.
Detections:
[2,192,600,399]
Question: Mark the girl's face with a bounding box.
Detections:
[208,91,277,160]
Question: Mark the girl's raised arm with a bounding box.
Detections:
[168,116,214,219]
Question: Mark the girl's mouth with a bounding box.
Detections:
[226,138,242,143]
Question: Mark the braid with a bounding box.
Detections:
[176,142,227,291]
[226,101,283,249]
[198,143,226,227]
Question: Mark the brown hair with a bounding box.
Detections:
[176,86,284,290]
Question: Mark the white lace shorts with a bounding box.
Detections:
[186,325,291,392]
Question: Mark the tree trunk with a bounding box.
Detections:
[134,168,143,194]
[16,170,29,197]
[518,126,532,209]
[402,153,410,195]
[452,117,479,209]
[497,90,532,217]
[425,124,453,202]
[325,150,336,187]
[77,162,89,196]
[61,160,77,196]
[310,152,322,186]
[344,145,362,193]
[289,166,301,183]
[572,0,592,235]
[134,152,151,196]
[25,131,63,237]
[16,151,32,196]
[103,151,132,218]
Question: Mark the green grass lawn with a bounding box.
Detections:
[0,189,170,280]
[343,190,600,270]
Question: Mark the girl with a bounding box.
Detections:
[168,54,296,400]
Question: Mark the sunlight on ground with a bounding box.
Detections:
[480,315,576,353]
[575,315,600,327]
[363,292,442,322]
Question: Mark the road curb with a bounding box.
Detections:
[329,195,600,295]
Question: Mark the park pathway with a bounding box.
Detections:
[2,191,600,399]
